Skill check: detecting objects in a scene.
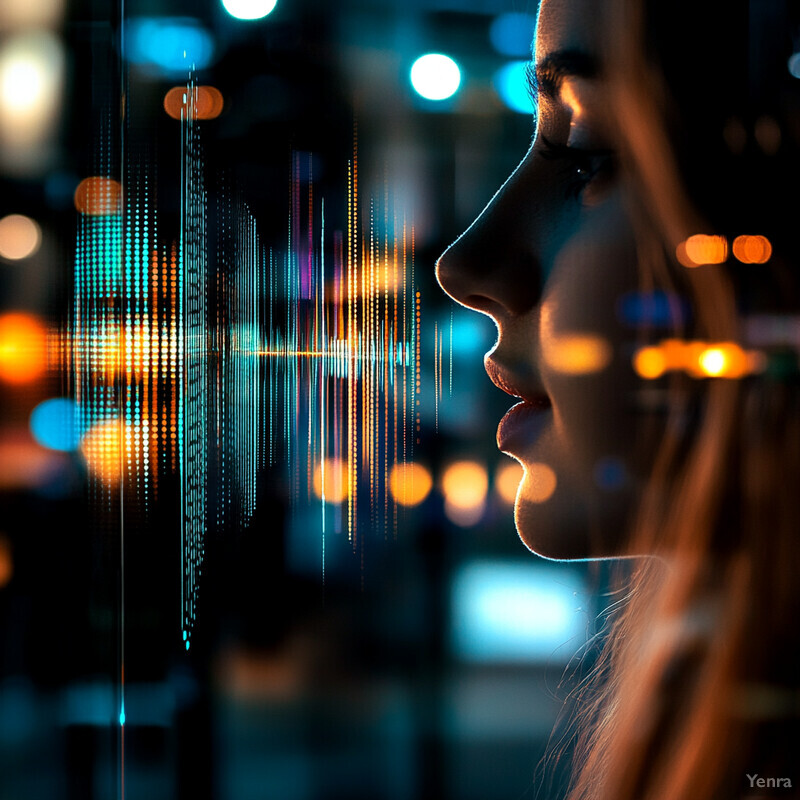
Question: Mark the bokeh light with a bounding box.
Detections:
[495,459,523,505]
[676,234,728,267]
[0,214,41,260]
[633,346,667,379]
[0,31,63,152]
[313,458,350,504]
[164,86,224,120]
[617,290,685,327]
[126,18,214,74]
[789,53,800,80]
[593,456,628,491]
[410,54,461,101]
[221,0,278,20]
[80,419,123,485]
[442,460,487,526]
[634,339,762,380]
[389,462,432,507]
[0,312,47,384]
[524,463,557,504]
[30,398,79,452]
[488,13,536,57]
[543,334,612,375]
[732,235,772,264]
[0,0,65,29]
[493,61,535,115]
[74,177,122,216]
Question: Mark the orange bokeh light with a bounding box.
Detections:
[524,462,557,503]
[676,234,728,267]
[633,346,667,379]
[0,311,47,384]
[313,458,350,504]
[74,176,122,216]
[163,86,224,121]
[732,235,772,264]
[495,459,523,505]
[0,214,41,260]
[80,418,123,484]
[389,461,432,507]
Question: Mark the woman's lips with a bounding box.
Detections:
[484,358,552,453]
[496,398,552,453]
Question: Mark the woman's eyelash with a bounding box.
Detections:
[538,135,616,199]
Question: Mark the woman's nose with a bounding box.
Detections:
[436,157,543,320]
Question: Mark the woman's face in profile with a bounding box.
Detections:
[437,0,649,559]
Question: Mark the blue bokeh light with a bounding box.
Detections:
[30,398,79,452]
[616,290,687,327]
[493,61,535,115]
[126,18,215,74]
[451,561,586,663]
[489,12,536,58]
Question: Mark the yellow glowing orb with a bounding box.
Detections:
[0,214,41,260]
[441,460,488,510]
[389,461,432,507]
[0,312,47,384]
[495,459,523,505]
[543,334,612,375]
[313,458,350,504]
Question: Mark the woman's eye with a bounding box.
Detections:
[539,136,616,203]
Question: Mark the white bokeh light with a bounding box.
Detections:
[410,53,461,101]
[221,0,277,20]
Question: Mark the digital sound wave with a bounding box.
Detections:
[71,81,424,644]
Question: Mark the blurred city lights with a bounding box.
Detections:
[0,31,63,157]
[30,398,79,452]
[450,560,586,663]
[593,457,627,491]
[633,346,667,379]
[221,0,278,20]
[80,419,123,485]
[493,61,535,114]
[164,86,224,120]
[0,534,11,589]
[442,460,487,526]
[388,461,432,507]
[488,13,536,57]
[0,214,41,260]
[633,339,764,380]
[617,290,686,327]
[732,235,772,264]
[0,434,60,489]
[312,458,350,504]
[676,234,728,267]
[74,177,122,216]
[410,54,461,101]
[524,462,557,504]
[0,0,65,29]
[754,116,781,155]
[495,459,523,505]
[0,312,47,384]
[543,334,612,375]
[126,18,214,74]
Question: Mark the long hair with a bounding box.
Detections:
[565,2,800,798]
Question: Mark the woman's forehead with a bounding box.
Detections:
[535,0,602,61]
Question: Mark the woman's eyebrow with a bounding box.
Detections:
[528,49,599,106]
